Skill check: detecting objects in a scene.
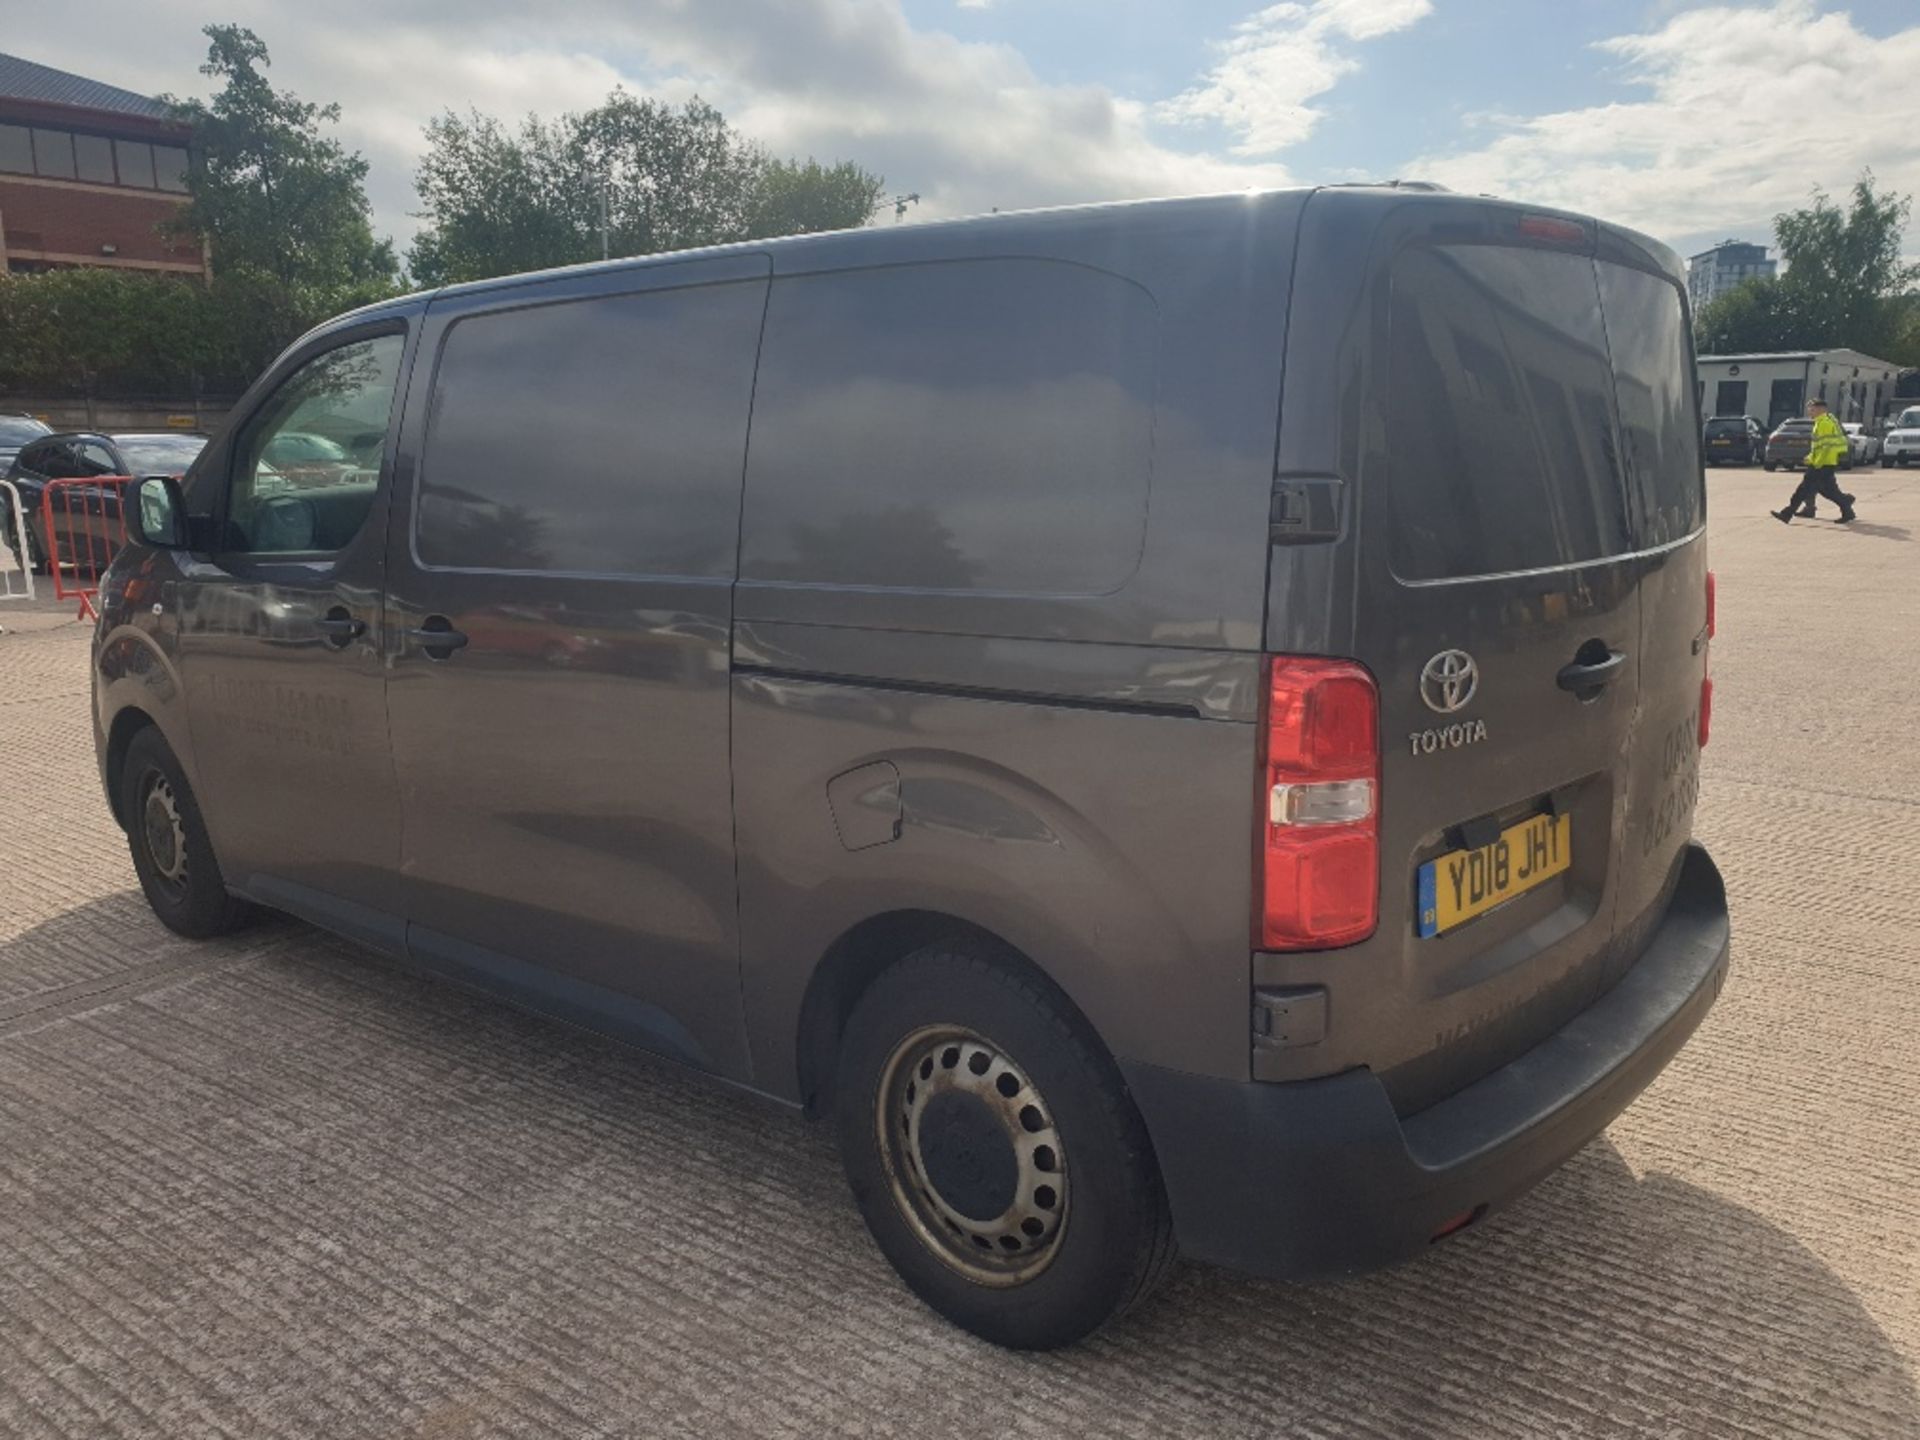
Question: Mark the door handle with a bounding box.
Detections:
[314,609,365,648]
[406,617,468,657]
[1557,648,1626,695]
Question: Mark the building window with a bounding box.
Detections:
[113,139,156,189]
[0,124,31,173]
[0,124,189,192]
[31,128,75,179]
[154,145,188,193]
[73,132,115,184]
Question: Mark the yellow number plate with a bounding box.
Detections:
[1417,812,1571,938]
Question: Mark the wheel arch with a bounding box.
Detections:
[793,909,1105,1118]
[103,705,159,830]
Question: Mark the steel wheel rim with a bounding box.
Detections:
[141,772,189,893]
[875,1024,1068,1287]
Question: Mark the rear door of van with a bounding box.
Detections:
[1594,232,1711,969]
[1263,193,1697,1112]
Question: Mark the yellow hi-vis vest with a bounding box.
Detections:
[1807,412,1849,467]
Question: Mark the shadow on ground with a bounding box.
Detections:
[0,901,1912,1438]
[1831,520,1912,541]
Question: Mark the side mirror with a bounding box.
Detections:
[129,475,189,549]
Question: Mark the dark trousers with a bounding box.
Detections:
[1787,465,1848,512]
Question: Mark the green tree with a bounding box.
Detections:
[1693,276,1798,355]
[408,111,578,286]
[1772,171,1918,354]
[1695,173,1918,359]
[748,158,885,241]
[166,24,397,290]
[409,92,882,284]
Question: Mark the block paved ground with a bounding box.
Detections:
[1,465,1916,1438]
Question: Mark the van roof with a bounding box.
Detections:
[424,183,1669,298]
[326,184,1682,337]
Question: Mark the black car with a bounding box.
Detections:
[4,431,207,571]
[1703,414,1764,465]
[1763,418,1814,471]
[0,412,52,471]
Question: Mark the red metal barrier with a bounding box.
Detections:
[39,475,132,621]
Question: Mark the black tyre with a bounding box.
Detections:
[18,516,50,574]
[835,940,1175,1349]
[1763,462,1775,471]
[119,728,254,939]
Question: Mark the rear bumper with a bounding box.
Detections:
[1123,842,1730,1280]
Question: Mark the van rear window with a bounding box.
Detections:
[1595,261,1702,548]
[1387,245,1631,581]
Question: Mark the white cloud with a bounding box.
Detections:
[1157,0,1432,155]
[1407,1,1920,251]
[19,0,1294,255]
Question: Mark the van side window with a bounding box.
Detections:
[1387,245,1631,582]
[739,259,1155,596]
[226,333,404,555]
[415,280,766,577]
[1596,263,1704,548]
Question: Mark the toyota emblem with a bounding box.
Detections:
[1420,650,1478,714]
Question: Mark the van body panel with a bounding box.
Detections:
[1131,842,1728,1278]
[730,670,1261,1096]
[732,619,1265,724]
[378,255,771,1081]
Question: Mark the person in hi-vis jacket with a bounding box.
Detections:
[1773,399,1856,524]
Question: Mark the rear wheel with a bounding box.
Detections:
[834,940,1175,1349]
[119,728,254,938]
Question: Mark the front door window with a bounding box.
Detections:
[225,333,404,556]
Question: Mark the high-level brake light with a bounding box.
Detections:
[1517,214,1588,247]
[1256,658,1380,950]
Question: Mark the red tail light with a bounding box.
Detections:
[1699,569,1715,748]
[1256,657,1380,950]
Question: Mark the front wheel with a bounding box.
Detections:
[1763,462,1776,472]
[119,728,254,938]
[835,941,1175,1349]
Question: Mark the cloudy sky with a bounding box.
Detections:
[19,0,1920,265]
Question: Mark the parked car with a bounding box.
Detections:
[0,412,52,471]
[96,187,1729,1350]
[1763,418,1814,471]
[1842,423,1880,467]
[1703,414,1765,465]
[4,431,206,571]
[1882,405,1920,467]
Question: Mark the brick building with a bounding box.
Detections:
[0,52,205,278]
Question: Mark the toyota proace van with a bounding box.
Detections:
[97,186,1730,1349]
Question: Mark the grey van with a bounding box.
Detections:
[96,186,1729,1350]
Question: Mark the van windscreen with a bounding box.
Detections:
[1387,245,1631,582]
